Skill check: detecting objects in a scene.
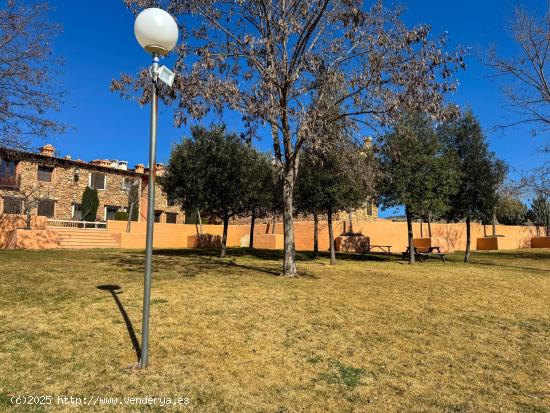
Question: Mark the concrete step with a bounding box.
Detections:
[58,245,120,249]
[59,238,119,244]
[57,234,116,240]
[50,227,121,249]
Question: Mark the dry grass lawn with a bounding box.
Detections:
[0,248,549,412]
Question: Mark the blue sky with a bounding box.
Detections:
[35,0,549,215]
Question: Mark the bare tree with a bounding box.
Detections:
[0,1,65,148]
[113,0,465,275]
[126,180,140,232]
[4,183,52,229]
[488,4,550,129]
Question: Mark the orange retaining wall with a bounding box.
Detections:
[109,219,540,252]
[107,220,251,249]
[0,215,48,249]
[3,229,60,249]
[250,220,540,253]
[0,215,543,251]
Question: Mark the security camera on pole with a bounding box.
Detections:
[134,7,178,369]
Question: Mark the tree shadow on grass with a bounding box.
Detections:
[95,249,283,277]
[96,285,141,362]
[444,251,550,274]
[94,248,336,278]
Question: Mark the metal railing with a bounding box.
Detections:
[46,219,107,229]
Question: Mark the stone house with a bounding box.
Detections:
[0,144,184,224]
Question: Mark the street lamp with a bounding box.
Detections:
[134,7,178,369]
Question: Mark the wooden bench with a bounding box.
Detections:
[403,246,446,263]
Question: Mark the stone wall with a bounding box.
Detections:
[230,200,378,226]
[139,179,185,224]
[0,158,184,223]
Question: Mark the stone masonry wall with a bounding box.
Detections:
[139,179,185,224]
[0,159,184,223]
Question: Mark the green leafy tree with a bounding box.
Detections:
[378,112,460,264]
[245,154,278,249]
[296,138,376,265]
[114,1,465,276]
[161,125,264,258]
[528,193,550,236]
[495,196,528,226]
[439,111,508,262]
[81,187,99,222]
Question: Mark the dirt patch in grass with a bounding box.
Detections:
[0,248,549,412]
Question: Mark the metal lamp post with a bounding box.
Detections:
[134,7,178,369]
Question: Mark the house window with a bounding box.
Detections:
[37,199,55,217]
[0,158,17,177]
[105,205,120,221]
[166,212,177,224]
[122,178,135,192]
[0,158,19,188]
[2,197,23,214]
[37,165,54,182]
[154,211,162,223]
[89,172,106,190]
[72,203,82,220]
[367,201,373,216]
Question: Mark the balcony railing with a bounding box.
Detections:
[46,219,107,230]
[0,174,21,189]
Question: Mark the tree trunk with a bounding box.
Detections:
[126,202,133,233]
[328,208,336,265]
[406,206,415,264]
[197,210,204,248]
[26,209,32,229]
[272,217,276,234]
[282,169,297,276]
[492,209,497,237]
[249,211,256,249]
[420,218,424,238]
[348,210,353,235]
[427,212,432,237]
[220,216,229,258]
[464,214,471,263]
[313,213,319,258]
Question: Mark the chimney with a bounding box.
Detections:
[118,161,128,171]
[40,144,55,157]
[90,159,111,168]
[155,163,165,176]
[363,136,373,149]
[134,164,145,174]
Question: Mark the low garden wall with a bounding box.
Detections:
[0,214,544,252]
[0,215,48,249]
[107,219,541,253]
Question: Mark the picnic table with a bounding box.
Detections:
[362,244,392,260]
[402,246,446,263]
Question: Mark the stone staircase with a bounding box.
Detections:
[51,228,120,249]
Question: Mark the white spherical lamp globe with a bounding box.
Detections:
[134,8,178,55]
